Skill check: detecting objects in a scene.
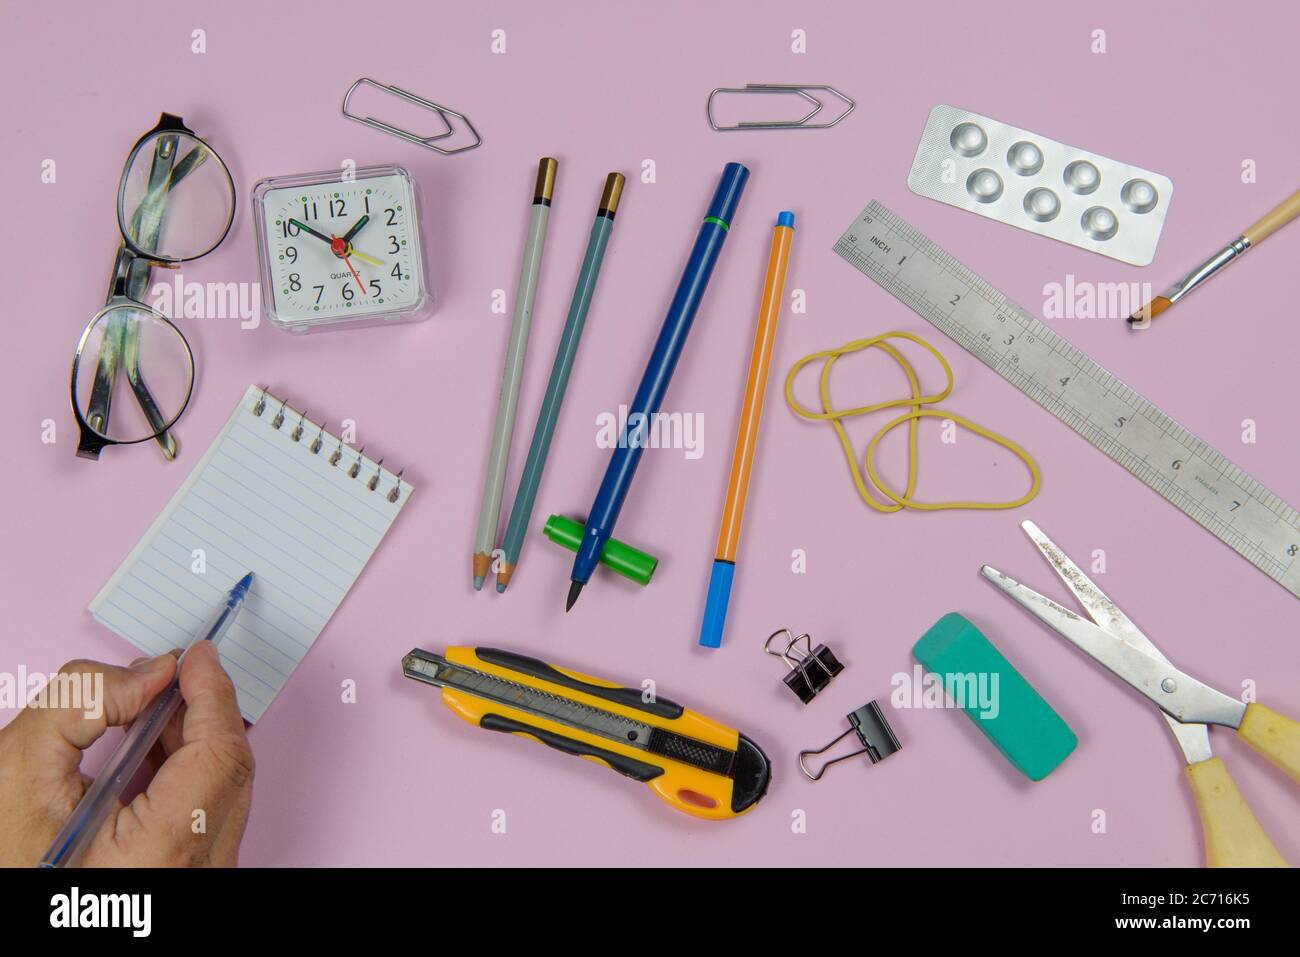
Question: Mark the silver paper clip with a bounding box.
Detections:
[707,84,856,131]
[342,78,482,155]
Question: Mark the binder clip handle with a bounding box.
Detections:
[764,628,844,704]
[799,700,902,781]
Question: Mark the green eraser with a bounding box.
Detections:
[912,612,1077,781]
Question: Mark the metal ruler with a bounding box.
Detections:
[834,201,1300,600]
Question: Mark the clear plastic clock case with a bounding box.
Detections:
[252,164,434,333]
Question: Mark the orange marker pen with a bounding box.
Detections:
[699,211,794,648]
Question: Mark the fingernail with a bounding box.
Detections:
[130,653,173,674]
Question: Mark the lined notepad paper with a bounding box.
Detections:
[90,385,413,722]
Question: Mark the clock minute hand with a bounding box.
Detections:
[288,218,333,245]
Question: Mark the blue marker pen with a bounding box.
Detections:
[567,163,749,610]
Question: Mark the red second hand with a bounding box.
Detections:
[331,235,368,297]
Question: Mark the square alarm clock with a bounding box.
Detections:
[252,164,433,332]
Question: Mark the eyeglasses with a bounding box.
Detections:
[70,113,235,461]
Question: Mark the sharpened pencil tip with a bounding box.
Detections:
[496,583,506,594]
[566,579,584,612]
[473,575,485,591]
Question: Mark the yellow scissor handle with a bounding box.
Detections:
[1185,757,1287,867]
[1238,703,1300,784]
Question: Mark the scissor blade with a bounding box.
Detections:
[1020,521,1159,657]
[1014,522,1215,764]
[981,566,1246,729]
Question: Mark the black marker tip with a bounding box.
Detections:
[565,580,584,612]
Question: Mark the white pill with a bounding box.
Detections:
[950,122,988,157]
[1064,160,1101,195]
[1121,178,1158,213]
[1081,205,1119,240]
[1023,187,1061,222]
[1006,141,1043,176]
[966,168,1004,203]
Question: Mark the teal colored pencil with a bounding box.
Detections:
[496,172,626,592]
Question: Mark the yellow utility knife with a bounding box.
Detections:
[983,521,1300,868]
[402,646,772,820]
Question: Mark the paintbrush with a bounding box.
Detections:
[1129,188,1300,327]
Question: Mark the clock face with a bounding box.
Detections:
[259,170,425,325]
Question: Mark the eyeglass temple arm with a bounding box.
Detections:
[90,124,210,459]
[122,132,187,460]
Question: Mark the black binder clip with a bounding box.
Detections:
[799,700,902,781]
[765,628,844,704]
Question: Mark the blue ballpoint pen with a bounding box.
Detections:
[40,572,253,868]
[567,163,748,610]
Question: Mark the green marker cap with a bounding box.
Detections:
[543,515,658,586]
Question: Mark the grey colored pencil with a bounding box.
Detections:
[473,157,557,590]
[497,172,625,592]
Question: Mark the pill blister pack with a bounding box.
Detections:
[907,105,1173,266]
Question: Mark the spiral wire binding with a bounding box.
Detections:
[253,387,406,503]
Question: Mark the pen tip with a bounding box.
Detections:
[565,580,584,612]
[233,572,253,597]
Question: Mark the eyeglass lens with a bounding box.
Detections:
[74,304,194,444]
[119,129,234,262]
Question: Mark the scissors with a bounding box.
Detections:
[982,520,1299,868]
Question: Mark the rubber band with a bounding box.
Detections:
[784,331,1041,512]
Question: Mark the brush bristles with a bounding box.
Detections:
[1128,296,1172,325]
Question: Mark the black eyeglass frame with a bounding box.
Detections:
[70,113,235,461]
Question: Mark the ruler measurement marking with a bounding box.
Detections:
[833,204,1300,599]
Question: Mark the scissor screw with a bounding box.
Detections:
[1161,678,1177,693]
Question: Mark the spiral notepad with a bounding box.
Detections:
[89,384,413,723]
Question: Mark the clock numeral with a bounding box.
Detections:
[312,285,324,304]
[302,201,318,221]
[288,273,301,291]
[388,235,400,254]
[369,279,382,297]
[390,263,404,280]
[363,195,371,215]
[385,208,398,227]
[281,220,301,238]
[329,198,347,218]
[284,246,297,264]
[341,282,355,301]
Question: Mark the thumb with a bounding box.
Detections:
[17,654,178,781]
[127,641,253,851]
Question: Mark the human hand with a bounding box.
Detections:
[0,642,254,866]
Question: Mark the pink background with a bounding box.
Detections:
[3,0,1298,866]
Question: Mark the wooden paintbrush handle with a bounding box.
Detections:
[1243,188,1300,245]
